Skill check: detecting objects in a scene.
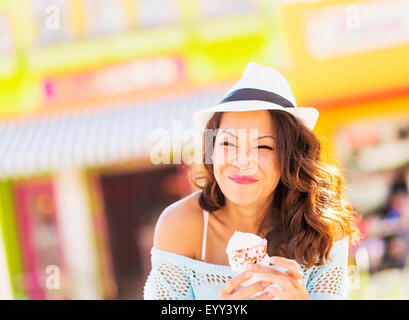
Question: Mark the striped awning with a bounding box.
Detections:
[0,85,230,178]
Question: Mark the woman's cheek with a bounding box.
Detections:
[258,153,280,180]
[213,166,222,186]
[213,147,228,166]
[256,152,275,166]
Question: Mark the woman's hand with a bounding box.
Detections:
[244,256,311,300]
[220,271,276,300]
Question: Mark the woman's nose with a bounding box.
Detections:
[232,157,249,169]
[232,148,257,171]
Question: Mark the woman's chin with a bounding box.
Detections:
[222,190,260,206]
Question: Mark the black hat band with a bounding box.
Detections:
[220,88,295,109]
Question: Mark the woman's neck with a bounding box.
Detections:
[217,195,275,236]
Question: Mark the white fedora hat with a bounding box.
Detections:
[192,62,319,131]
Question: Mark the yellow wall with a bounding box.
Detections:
[278,0,409,104]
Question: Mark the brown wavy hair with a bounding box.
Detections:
[190,110,361,268]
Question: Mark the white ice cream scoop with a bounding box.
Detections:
[226,231,284,299]
[226,231,269,274]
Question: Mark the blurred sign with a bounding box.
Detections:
[279,0,409,106]
[43,56,185,105]
[305,0,409,59]
[1,0,273,116]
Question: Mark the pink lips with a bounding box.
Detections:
[228,175,258,184]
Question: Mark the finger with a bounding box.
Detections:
[245,263,301,286]
[245,263,277,274]
[263,286,292,300]
[245,263,298,280]
[220,272,252,296]
[231,281,270,300]
[269,256,304,279]
[244,272,294,293]
[294,277,305,289]
[251,291,275,300]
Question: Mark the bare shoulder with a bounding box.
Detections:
[153,190,204,258]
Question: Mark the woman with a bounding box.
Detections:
[143,62,360,300]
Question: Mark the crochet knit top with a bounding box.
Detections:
[143,210,350,300]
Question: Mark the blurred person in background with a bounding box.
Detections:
[357,169,409,272]
[380,171,409,270]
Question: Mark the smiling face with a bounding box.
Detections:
[212,110,280,206]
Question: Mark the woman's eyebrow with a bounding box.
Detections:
[221,130,275,140]
[221,130,237,138]
[257,135,275,140]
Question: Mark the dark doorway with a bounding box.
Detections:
[100,165,182,299]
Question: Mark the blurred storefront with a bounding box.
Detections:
[0,0,276,299]
[1,0,409,300]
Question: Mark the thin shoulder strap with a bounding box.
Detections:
[201,210,209,262]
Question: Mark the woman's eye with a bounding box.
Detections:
[258,145,274,150]
[220,141,235,147]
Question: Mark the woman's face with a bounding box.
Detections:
[212,110,280,206]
